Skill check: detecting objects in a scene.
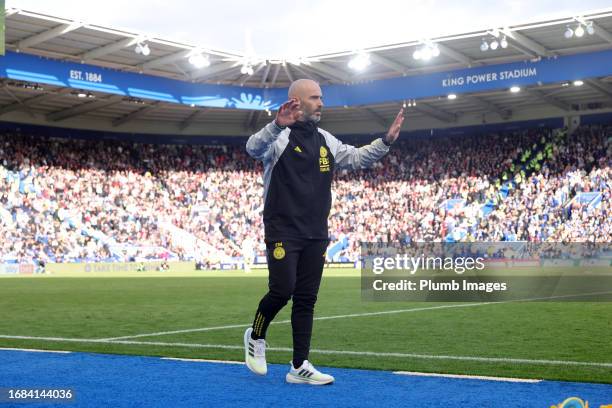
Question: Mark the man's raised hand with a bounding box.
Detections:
[385,108,405,145]
[275,98,302,127]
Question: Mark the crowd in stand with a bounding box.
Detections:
[479,128,609,242]
[0,124,609,265]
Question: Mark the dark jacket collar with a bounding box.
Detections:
[289,120,318,133]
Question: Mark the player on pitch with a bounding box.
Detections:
[244,79,404,385]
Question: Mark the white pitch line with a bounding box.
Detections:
[0,335,276,350]
[0,335,612,369]
[0,346,71,354]
[97,290,612,341]
[99,322,256,341]
[161,357,244,365]
[99,303,493,341]
[393,371,542,383]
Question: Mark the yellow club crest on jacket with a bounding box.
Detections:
[273,242,285,260]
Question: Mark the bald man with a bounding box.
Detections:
[244,79,404,385]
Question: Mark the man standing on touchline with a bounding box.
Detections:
[244,78,404,385]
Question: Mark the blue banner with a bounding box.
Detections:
[1,49,612,109]
[326,50,612,105]
[0,52,286,110]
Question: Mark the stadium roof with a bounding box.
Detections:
[2,8,612,136]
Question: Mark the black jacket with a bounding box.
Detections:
[246,120,389,241]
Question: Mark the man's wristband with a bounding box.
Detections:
[273,120,287,131]
[381,137,392,147]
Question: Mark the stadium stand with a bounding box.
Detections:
[0,124,609,267]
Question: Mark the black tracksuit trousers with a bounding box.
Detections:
[251,239,328,367]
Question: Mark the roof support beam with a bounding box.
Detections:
[358,107,389,129]
[236,62,267,86]
[437,43,479,66]
[190,61,240,81]
[306,62,349,83]
[259,63,272,87]
[369,53,409,75]
[244,110,263,131]
[584,78,612,100]
[244,111,255,131]
[46,95,123,122]
[412,102,457,123]
[17,22,83,50]
[576,20,612,44]
[141,50,191,70]
[283,64,295,82]
[269,64,282,88]
[1,85,36,117]
[0,89,72,116]
[526,89,571,112]
[112,101,160,127]
[593,22,612,43]
[290,64,325,82]
[171,61,191,81]
[464,94,511,119]
[179,108,207,131]
[80,36,141,62]
[500,28,551,58]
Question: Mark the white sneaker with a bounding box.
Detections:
[286,360,334,385]
[244,327,267,375]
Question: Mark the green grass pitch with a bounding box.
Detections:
[1,269,611,384]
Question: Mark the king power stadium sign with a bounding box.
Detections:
[442,67,538,88]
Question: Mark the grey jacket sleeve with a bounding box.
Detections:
[320,129,390,171]
[246,121,284,161]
